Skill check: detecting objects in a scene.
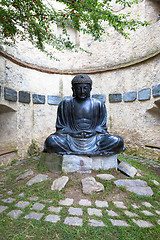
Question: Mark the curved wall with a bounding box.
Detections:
[0,0,160,163]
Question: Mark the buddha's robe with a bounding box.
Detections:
[44,97,125,155]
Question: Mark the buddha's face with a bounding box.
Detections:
[72,83,91,100]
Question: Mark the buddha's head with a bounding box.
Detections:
[71,74,92,100]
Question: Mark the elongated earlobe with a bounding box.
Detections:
[72,87,76,97]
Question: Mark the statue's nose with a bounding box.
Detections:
[81,88,85,93]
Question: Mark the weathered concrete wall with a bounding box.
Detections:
[0,0,160,164]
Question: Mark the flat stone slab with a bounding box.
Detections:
[132,204,140,209]
[109,94,122,103]
[138,88,151,101]
[26,174,48,186]
[32,94,45,104]
[127,186,153,196]
[62,155,92,173]
[132,219,153,227]
[16,170,34,181]
[114,179,153,196]
[19,192,25,197]
[124,210,138,217]
[64,217,83,226]
[19,91,30,103]
[79,199,91,206]
[31,203,45,211]
[113,201,127,209]
[68,207,83,216]
[28,196,39,201]
[106,210,119,217]
[51,176,69,191]
[151,180,159,185]
[96,174,115,180]
[7,210,23,219]
[48,95,61,105]
[42,199,52,203]
[118,160,137,177]
[44,214,60,223]
[48,206,62,213]
[142,202,153,207]
[123,91,137,102]
[89,219,105,227]
[115,179,148,187]
[7,190,13,195]
[141,210,154,216]
[4,87,17,102]
[87,208,102,217]
[81,177,104,195]
[110,219,130,226]
[2,198,16,203]
[95,200,108,208]
[155,210,160,215]
[15,201,30,208]
[59,198,74,206]
[0,206,8,213]
[24,211,44,220]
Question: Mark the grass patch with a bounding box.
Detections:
[0,153,160,239]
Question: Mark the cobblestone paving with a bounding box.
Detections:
[1,195,160,227]
[119,153,160,168]
[0,154,160,229]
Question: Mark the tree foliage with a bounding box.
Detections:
[0,0,149,57]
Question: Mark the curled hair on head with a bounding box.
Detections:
[71,74,92,87]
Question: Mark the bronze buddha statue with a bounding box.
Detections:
[44,74,125,156]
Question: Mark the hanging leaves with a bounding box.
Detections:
[0,0,150,57]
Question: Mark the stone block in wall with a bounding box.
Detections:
[4,87,17,102]
[32,94,45,104]
[48,95,61,105]
[109,94,122,103]
[19,91,30,103]
[92,94,106,103]
[123,91,137,102]
[152,84,160,98]
[138,88,151,101]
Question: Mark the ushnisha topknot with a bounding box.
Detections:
[72,74,92,86]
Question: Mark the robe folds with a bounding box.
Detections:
[44,97,125,155]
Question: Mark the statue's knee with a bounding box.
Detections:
[45,135,57,149]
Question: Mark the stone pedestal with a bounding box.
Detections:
[39,152,63,173]
[92,155,117,170]
[39,153,117,173]
[62,155,92,173]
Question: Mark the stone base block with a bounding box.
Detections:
[92,155,117,170]
[62,155,92,173]
[39,152,63,173]
[62,154,117,173]
[39,153,117,173]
